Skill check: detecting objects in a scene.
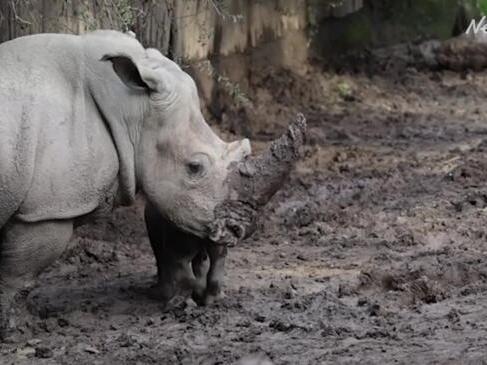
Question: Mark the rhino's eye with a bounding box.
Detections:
[186,153,211,179]
[186,161,204,176]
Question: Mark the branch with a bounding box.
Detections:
[10,0,32,26]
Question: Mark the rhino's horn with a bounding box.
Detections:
[209,114,307,246]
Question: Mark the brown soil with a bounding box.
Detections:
[3,60,487,364]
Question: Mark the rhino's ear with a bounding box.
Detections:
[101,54,160,92]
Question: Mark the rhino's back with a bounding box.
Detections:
[0,33,119,226]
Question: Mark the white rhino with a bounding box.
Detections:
[0,30,250,338]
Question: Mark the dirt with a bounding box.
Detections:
[3,57,487,364]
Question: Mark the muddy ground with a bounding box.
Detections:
[3,58,487,364]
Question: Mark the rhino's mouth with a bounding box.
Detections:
[208,200,255,246]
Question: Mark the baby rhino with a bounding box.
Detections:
[143,114,309,306]
[145,202,227,306]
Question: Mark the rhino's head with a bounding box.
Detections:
[103,50,250,238]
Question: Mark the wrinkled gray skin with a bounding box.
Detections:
[145,202,227,307]
[0,30,250,339]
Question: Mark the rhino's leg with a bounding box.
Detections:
[205,244,227,304]
[0,219,73,341]
[145,204,168,287]
[148,254,196,305]
[145,205,176,303]
[191,249,210,306]
[192,244,227,306]
[145,203,198,305]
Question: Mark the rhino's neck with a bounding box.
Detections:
[82,33,150,205]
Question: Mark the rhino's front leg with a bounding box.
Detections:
[192,244,227,306]
[149,256,196,305]
[145,203,173,303]
[191,249,210,305]
[205,244,227,304]
[145,203,200,306]
[145,203,227,307]
[0,219,73,341]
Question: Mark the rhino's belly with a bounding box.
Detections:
[16,159,120,223]
[14,111,121,223]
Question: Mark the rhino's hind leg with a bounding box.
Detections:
[0,219,73,341]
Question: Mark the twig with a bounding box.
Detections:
[10,0,32,26]
[206,0,243,23]
[208,0,224,18]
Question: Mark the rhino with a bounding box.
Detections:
[0,30,251,339]
[144,115,307,307]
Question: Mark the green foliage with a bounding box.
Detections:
[79,2,98,31]
[337,81,352,99]
[78,0,145,32]
[479,0,487,14]
[112,0,136,31]
[193,60,252,108]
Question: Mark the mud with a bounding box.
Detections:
[2,60,487,364]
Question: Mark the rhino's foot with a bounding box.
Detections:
[146,283,174,306]
[191,292,224,307]
[191,287,225,306]
[191,290,205,306]
[204,281,226,305]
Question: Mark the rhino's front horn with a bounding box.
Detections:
[226,138,251,162]
[209,114,307,246]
